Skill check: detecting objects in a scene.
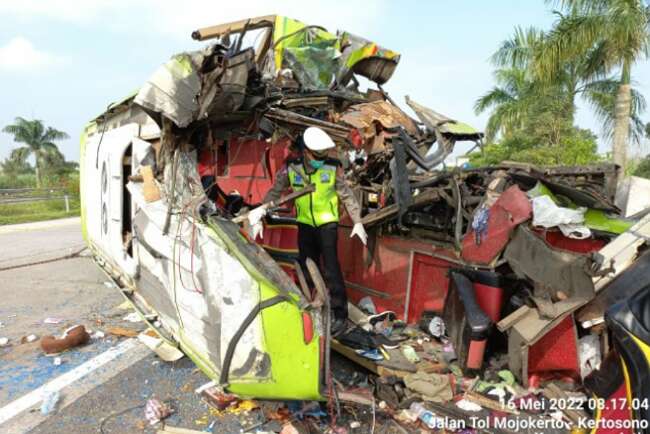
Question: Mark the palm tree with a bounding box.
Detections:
[2,117,69,187]
[0,147,32,177]
[476,27,575,143]
[474,68,529,142]
[534,0,650,173]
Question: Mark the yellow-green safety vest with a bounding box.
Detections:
[288,163,339,227]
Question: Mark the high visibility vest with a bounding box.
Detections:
[288,162,339,227]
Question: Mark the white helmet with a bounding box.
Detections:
[303,127,335,152]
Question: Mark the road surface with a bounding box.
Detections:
[0,218,378,434]
[0,218,213,434]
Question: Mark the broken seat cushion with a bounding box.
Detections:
[504,225,595,303]
[443,271,493,371]
[461,185,532,265]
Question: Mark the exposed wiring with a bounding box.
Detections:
[189,199,204,294]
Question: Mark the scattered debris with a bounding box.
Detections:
[157,426,205,434]
[43,317,64,325]
[122,312,142,323]
[40,325,90,354]
[40,390,60,415]
[144,398,172,425]
[24,334,39,343]
[0,337,9,347]
[138,333,185,362]
[78,14,650,431]
[106,326,139,338]
[53,357,63,366]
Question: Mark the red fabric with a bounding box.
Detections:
[474,282,504,322]
[197,147,216,178]
[461,185,532,264]
[466,339,487,369]
[539,229,606,253]
[527,316,580,381]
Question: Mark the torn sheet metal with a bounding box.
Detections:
[128,176,268,381]
[462,185,531,265]
[134,54,201,128]
[615,175,650,217]
[337,32,400,85]
[592,212,650,292]
[341,100,417,137]
[405,96,482,139]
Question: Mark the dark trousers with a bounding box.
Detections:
[297,222,348,319]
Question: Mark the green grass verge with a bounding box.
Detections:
[0,198,80,225]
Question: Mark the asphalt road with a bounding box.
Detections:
[0,218,215,434]
[0,218,381,434]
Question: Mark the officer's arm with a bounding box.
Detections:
[335,171,361,224]
[262,167,290,204]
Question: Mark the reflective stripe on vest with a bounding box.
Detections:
[288,164,339,227]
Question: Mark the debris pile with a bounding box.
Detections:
[85,15,650,432]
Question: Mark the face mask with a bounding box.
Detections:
[309,159,325,170]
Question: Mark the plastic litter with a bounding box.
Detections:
[354,348,383,361]
[395,408,418,423]
[401,345,420,363]
[456,399,482,412]
[578,334,602,378]
[53,357,63,366]
[531,195,591,239]
[26,334,38,343]
[0,337,8,347]
[43,317,64,324]
[409,402,441,429]
[427,316,446,338]
[40,390,60,415]
[122,312,142,322]
[144,398,171,425]
[358,296,377,315]
[472,205,490,244]
[497,369,516,386]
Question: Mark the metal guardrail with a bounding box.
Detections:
[0,188,72,212]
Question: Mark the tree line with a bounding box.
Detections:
[1,117,77,187]
[471,0,650,175]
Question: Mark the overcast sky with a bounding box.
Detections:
[1,0,649,163]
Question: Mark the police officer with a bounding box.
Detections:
[247,127,367,335]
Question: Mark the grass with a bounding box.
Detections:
[0,197,80,225]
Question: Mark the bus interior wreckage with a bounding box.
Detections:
[80,15,650,432]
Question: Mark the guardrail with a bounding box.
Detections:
[0,188,72,212]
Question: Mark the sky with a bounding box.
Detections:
[1,0,649,163]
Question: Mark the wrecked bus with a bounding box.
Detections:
[81,15,650,429]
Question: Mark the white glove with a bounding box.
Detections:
[350,222,368,246]
[247,206,267,240]
[247,206,267,226]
